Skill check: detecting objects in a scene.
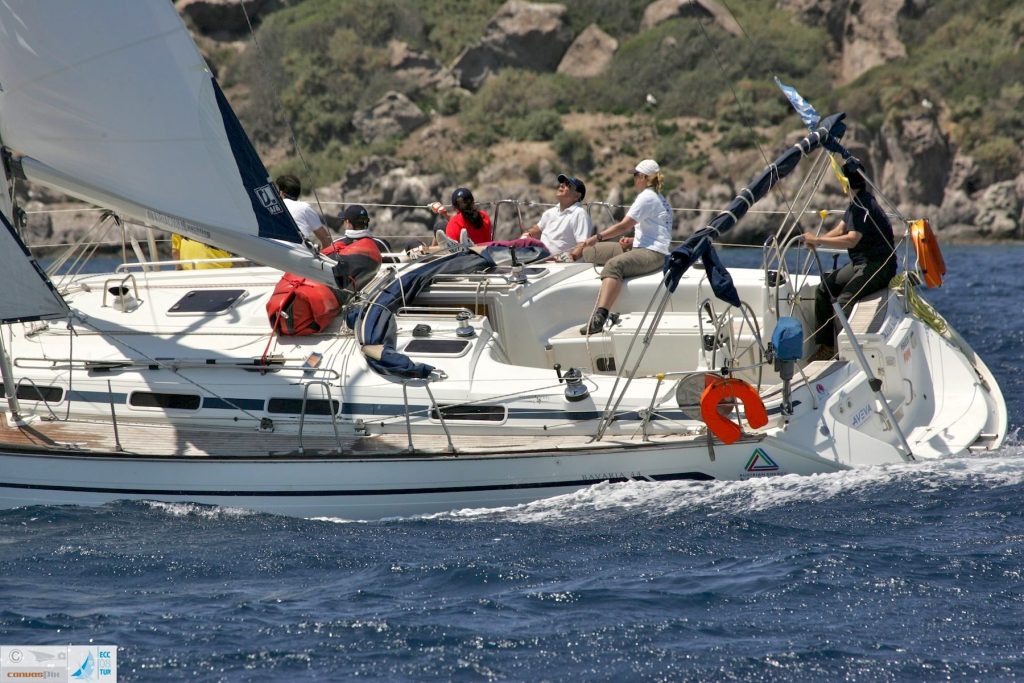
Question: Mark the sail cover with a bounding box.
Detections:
[0,211,69,323]
[0,2,309,262]
[664,113,849,292]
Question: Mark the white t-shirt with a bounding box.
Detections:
[537,202,592,254]
[283,197,324,241]
[626,188,672,255]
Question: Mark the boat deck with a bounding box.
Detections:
[0,414,683,459]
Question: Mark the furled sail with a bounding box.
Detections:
[0,211,69,323]
[0,1,336,284]
[664,113,849,291]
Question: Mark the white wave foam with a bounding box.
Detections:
[142,500,255,519]
[419,447,1024,524]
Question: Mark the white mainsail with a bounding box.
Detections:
[0,1,337,283]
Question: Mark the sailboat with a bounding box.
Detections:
[0,2,1006,519]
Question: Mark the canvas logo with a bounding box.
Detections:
[254,184,284,215]
[741,448,782,478]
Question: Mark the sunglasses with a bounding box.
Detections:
[632,171,645,177]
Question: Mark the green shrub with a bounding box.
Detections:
[972,136,1021,184]
[459,70,580,144]
[716,124,762,152]
[552,130,595,173]
[509,110,563,141]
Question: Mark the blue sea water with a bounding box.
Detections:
[3,245,1024,682]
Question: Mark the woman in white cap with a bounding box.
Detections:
[572,159,673,335]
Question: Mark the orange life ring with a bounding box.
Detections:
[700,377,769,445]
[910,218,946,288]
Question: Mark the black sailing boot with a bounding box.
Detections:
[579,308,609,335]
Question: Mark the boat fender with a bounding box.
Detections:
[700,377,768,445]
[910,218,946,288]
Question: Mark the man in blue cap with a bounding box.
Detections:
[337,204,391,254]
[521,173,592,256]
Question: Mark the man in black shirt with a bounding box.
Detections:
[802,159,897,359]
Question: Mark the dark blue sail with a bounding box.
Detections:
[211,80,303,243]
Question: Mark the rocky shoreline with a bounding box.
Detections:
[18,0,1023,251]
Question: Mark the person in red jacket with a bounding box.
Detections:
[430,187,492,244]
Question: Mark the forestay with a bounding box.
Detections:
[0,1,336,284]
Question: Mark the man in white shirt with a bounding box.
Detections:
[522,173,592,255]
[275,174,331,249]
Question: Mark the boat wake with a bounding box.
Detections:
[415,439,1024,524]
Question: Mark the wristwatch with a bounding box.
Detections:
[595,233,604,242]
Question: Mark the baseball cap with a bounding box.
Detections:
[634,159,660,176]
[557,173,586,200]
[342,204,369,224]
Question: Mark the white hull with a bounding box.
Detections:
[0,261,1006,520]
[0,435,847,519]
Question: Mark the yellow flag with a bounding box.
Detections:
[830,154,851,196]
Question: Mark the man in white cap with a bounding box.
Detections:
[571,159,673,335]
[521,173,592,256]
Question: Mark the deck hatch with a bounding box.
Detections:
[404,339,470,355]
[168,289,247,315]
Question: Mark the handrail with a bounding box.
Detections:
[491,198,526,235]
[297,380,344,455]
[116,257,250,271]
[587,201,619,227]
[396,306,474,318]
[429,272,517,285]
[102,273,140,310]
[13,356,340,380]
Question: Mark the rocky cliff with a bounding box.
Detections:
[20,0,1023,251]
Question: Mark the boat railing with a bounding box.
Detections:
[490,199,526,233]
[13,356,340,380]
[116,257,250,271]
[587,201,619,226]
[297,381,344,455]
[398,380,456,454]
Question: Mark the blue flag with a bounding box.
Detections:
[774,77,820,130]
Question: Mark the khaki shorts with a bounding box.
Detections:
[598,248,667,281]
[579,241,623,265]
